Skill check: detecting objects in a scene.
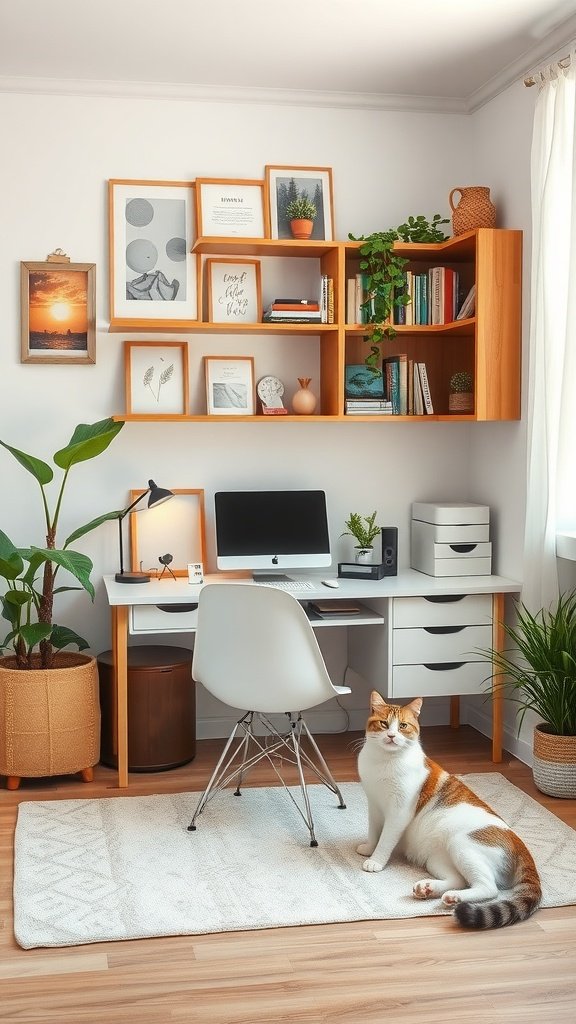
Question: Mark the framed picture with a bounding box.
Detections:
[20,261,95,364]
[206,259,262,323]
[124,341,189,416]
[129,488,206,577]
[265,165,334,241]
[195,178,265,238]
[204,356,255,416]
[109,179,200,328]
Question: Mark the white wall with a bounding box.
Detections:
[1,88,527,738]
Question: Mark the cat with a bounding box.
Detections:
[356,691,542,929]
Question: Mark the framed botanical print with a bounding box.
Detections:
[204,356,255,416]
[264,165,335,241]
[20,260,95,364]
[124,341,189,417]
[109,179,200,329]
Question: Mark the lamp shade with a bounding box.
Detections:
[115,480,174,584]
[147,480,173,509]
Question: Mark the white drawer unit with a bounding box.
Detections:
[130,603,199,635]
[393,594,492,628]
[411,503,492,577]
[393,624,492,665]
[392,662,489,697]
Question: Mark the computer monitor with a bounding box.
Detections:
[214,489,331,573]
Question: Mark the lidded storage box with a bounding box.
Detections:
[411,501,491,577]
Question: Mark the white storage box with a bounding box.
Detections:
[411,503,491,577]
[412,501,490,526]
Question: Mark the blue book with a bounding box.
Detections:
[345,364,384,398]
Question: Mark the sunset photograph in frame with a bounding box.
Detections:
[20,261,95,364]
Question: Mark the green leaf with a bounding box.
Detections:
[30,547,95,599]
[50,624,89,651]
[0,441,53,485]
[64,509,123,547]
[53,418,123,470]
[20,622,52,649]
[0,529,24,580]
[3,591,32,609]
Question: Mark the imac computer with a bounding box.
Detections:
[214,489,331,577]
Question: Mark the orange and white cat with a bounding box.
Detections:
[357,691,542,929]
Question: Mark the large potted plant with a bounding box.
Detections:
[341,511,381,563]
[483,591,576,798]
[0,418,124,789]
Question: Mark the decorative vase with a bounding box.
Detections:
[355,548,374,564]
[290,218,314,240]
[449,186,496,236]
[532,724,576,799]
[0,652,100,790]
[292,377,317,415]
[449,392,474,414]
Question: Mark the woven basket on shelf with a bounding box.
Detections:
[449,186,496,236]
[532,724,576,798]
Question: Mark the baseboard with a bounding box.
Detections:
[465,705,533,767]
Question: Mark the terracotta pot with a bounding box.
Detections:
[0,652,100,788]
[292,377,317,414]
[532,723,576,798]
[449,186,496,236]
[290,218,314,240]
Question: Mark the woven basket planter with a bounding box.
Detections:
[532,723,576,799]
[0,652,100,786]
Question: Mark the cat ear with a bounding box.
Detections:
[406,697,423,717]
[370,690,387,712]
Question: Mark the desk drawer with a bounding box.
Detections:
[130,604,198,635]
[393,624,492,665]
[393,594,492,628]
[391,661,489,698]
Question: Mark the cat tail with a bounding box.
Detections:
[454,846,542,930]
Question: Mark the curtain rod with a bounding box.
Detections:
[524,54,572,87]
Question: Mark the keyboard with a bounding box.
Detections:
[255,580,316,591]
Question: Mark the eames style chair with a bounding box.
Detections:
[187,583,350,846]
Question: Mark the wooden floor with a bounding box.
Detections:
[1,726,576,1023]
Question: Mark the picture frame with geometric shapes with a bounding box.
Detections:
[129,488,206,578]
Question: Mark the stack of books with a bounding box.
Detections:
[344,363,392,415]
[345,399,393,415]
[263,298,321,324]
[344,360,433,416]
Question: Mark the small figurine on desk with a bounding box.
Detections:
[158,553,177,581]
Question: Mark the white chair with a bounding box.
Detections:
[187,583,351,846]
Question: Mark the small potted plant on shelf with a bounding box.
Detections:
[0,418,124,789]
[480,591,576,798]
[341,511,381,563]
[285,193,317,240]
[449,371,474,413]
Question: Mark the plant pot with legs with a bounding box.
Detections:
[0,418,124,789]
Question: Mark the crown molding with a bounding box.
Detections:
[0,74,468,114]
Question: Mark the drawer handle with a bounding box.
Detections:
[424,625,465,634]
[423,595,465,603]
[423,662,465,671]
[155,603,198,613]
[449,544,477,553]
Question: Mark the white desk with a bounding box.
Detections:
[103,570,521,787]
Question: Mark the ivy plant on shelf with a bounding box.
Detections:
[349,214,450,371]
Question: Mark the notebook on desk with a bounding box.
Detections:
[308,599,363,617]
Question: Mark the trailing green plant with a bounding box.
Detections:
[0,418,124,671]
[286,194,317,221]
[480,591,576,736]
[349,213,449,371]
[449,371,473,393]
[341,511,381,550]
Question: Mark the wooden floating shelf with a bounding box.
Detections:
[192,237,336,258]
[112,414,474,424]
[109,320,337,335]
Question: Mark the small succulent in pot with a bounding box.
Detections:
[449,371,473,394]
[449,371,474,413]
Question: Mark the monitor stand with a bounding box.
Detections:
[252,573,293,582]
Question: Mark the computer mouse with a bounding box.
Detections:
[321,579,340,589]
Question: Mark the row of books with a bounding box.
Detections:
[262,279,335,324]
[346,273,374,324]
[344,360,433,416]
[393,268,463,326]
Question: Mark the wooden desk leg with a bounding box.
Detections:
[450,696,460,728]
[112,604,129,788]
[491,593,505,763]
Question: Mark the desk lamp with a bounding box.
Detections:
[115,479,174,583]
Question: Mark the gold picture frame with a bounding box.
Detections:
[20,260,95,364]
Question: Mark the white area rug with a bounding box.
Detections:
[13,774,576,949]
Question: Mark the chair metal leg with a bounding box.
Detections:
[289,718,318,847]
[300,718,347,808]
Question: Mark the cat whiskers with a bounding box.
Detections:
[348,737,366,754]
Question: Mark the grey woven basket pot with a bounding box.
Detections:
[532,723,576,798]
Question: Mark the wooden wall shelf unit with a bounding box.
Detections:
[111,228,521,424]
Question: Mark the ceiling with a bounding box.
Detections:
[1,0,576,111]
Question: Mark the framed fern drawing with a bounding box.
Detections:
[124,340,189,416]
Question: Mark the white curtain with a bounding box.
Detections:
[523,56,576,612]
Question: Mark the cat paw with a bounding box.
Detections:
[413,880,436,900]
[362,858,384,873]
[356,842,374,856]
[442,891,462,906]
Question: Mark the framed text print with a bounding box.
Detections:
[264,165,335,241]
[124,341,189,417]
[195,178,265,238]
[21,260,95,364]
[109,179,200,330]
[129,488,206,577]
[204,356,255,416]
[206,259,262,323]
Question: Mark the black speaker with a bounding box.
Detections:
[380,527,398,576]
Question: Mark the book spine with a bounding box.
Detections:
[327,277,334,324]
[347,278,356,323]
[418,362,434,414]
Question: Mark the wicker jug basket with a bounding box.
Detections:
[532,724,576,798]
[449,186,496,236]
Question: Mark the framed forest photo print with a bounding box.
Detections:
[124,341,189,417]
[265,165,334,241]
[109,179,199,329]
[206,259,262,323]
[21,261,95,364]
[129,488,206,577]
[195,178,265,238]
[204,356,255,416]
